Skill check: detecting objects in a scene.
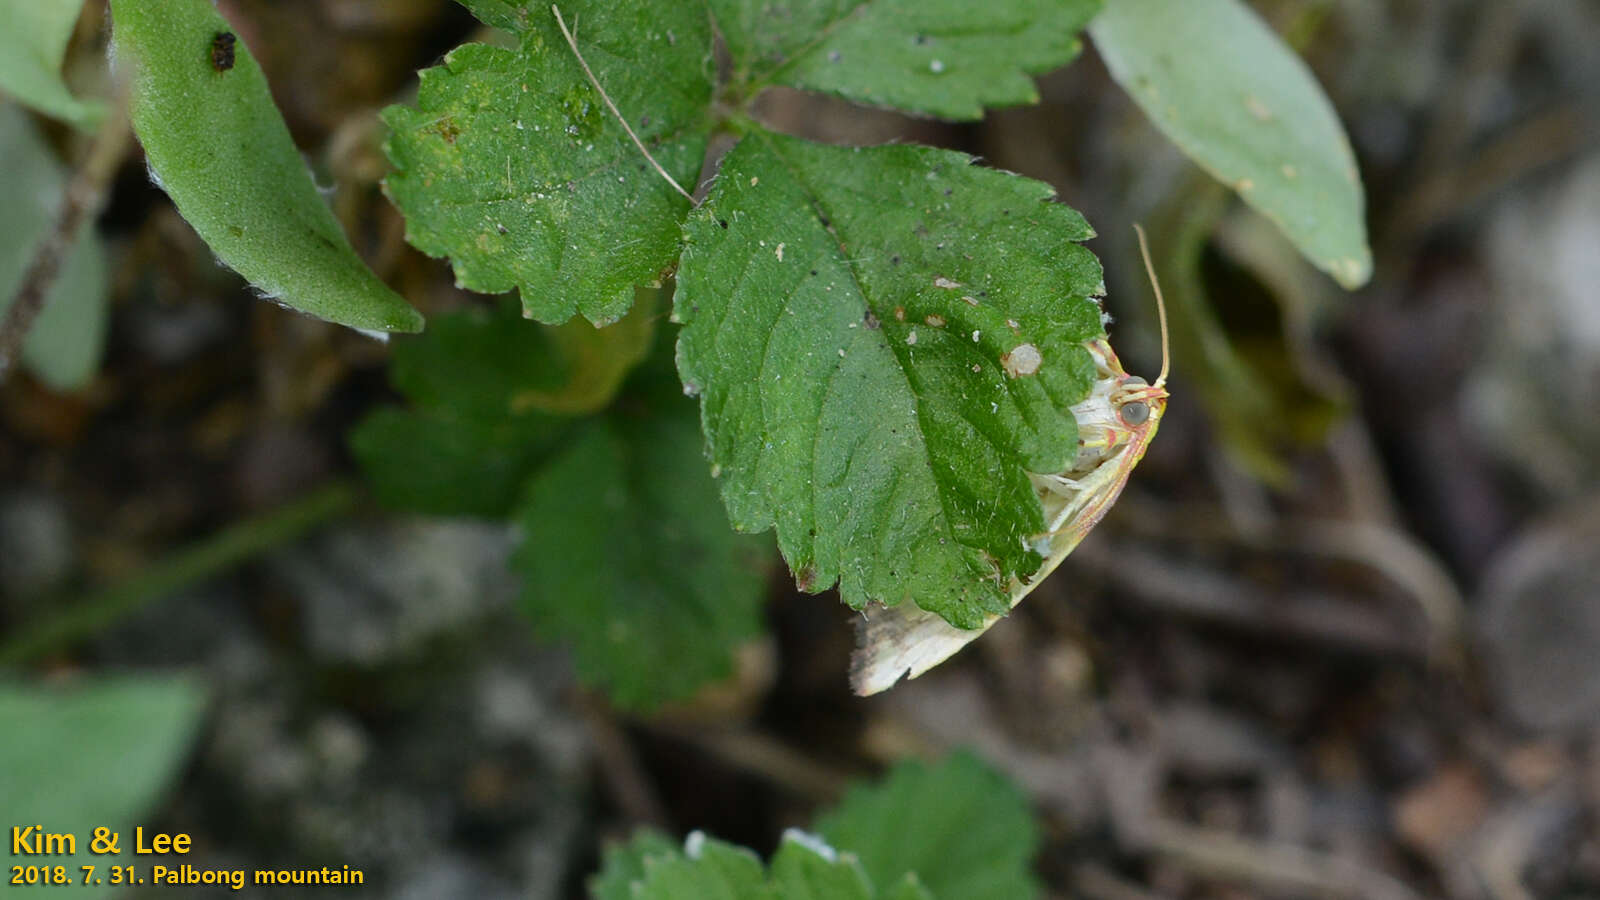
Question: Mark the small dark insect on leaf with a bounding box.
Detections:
[210,31,236,72]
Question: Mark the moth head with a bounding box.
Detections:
[1112,375,1168,428]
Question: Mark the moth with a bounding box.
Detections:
[850,230,1170,695]
[210,32,237,72]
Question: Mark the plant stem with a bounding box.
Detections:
[0,94,133,382]
[0,481,360,666]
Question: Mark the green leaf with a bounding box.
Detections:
[880,875,936,900]
[1090,0,1371,288]
[0,103,109,390]
[769,833,874,900]
[676,130,1103,629]
[349,295,658,515]
[386,300,567,423]
[592,830,684,900]
[350,293,766,707]
[111,0,422,332]
[633,834,774,900]
[1142,176,1344,484]
[514,287,661,415]
[350,301,570,516]
[383,0,713,325]
[350,408,564,517]
[511,398,767,709]
[712,0,1100,120]
[0,674,207,898]
[816,752,1039,900]
[0,0,104,128]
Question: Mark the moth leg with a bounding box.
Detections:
[1029,472,1083,498]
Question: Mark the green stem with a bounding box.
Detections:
[0,480,360,666]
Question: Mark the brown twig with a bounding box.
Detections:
[0,97,133,382]
[642,719,853,800]
[574,693,670,828]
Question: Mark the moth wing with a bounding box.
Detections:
[849,603,1000,696]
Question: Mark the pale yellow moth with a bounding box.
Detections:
[850,228,1171,695]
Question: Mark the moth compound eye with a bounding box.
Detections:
[1119,400,1150,426]
[1124,376,1148,387]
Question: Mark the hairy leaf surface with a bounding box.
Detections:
[676,131,1103,627]
[112,0,422,332]
[384,0,713,324]
[712,0,1100,119]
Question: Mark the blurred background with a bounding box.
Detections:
[2,0,1598,897]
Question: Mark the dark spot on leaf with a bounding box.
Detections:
[913,33,929,45]
[943,188,953,196]
[809,269,818,276]
[227,225,243,237]
[718,219,729,229]
[640,114,651,128]
[796,564,819,592]
[890,254,901,266]
[496,224,508,235]
[434,118,461,143]
[864,311,880,330]
[828,50,842,63]
[210,32,236,72]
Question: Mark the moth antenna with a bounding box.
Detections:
[1133,223,1170,388]
[552,5,694,202]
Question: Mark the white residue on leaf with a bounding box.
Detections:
[776,242,785,261]
[929,59,945,73]
[971,330,981,342]
[684,831,708,859]
[907,329,918,345]
[934,276,961,289]
[926,314,946,327]
[1002,342,1042,377]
